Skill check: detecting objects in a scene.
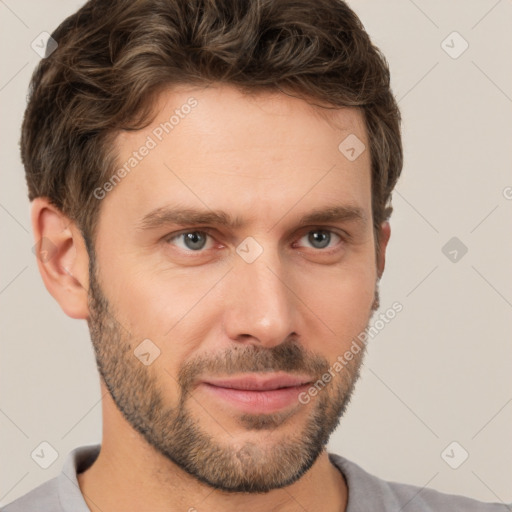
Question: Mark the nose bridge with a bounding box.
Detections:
[224,243,296,346]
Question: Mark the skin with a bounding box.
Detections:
[32,84,391,512]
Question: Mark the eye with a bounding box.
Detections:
[166,230,214,251]
[297,229,342,250]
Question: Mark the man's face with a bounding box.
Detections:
[87,84,381,492]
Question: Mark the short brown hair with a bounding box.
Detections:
[21,0,402,252]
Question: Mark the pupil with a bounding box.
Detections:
[309,230,330,249]
[184,232,206,250]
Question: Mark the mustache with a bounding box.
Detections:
[177,339,331,391]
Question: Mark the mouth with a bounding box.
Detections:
[199,373,313,414]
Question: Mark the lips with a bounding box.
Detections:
[204,373,312,391]
[199,373,313,414]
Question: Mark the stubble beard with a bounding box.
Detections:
[86,260,378,492]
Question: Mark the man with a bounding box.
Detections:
[3,0,510,510]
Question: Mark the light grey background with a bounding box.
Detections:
[1,0,511,507]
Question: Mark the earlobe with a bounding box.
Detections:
[377,221,391,279]
[31,198,90,319]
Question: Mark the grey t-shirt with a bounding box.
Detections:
[2,444,510,511]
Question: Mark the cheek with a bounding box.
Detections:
[294,256,376,353]
[105,265,227,369]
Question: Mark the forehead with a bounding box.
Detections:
[105,84,371,230]
[117,83,368,152]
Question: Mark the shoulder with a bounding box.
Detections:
[329,453,511,512]
[1,478,60,512]
[1,444,100,512]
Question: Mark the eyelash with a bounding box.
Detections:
[164,228,346,254]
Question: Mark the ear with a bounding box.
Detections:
[376,221,391,279]
[31,197,90,319]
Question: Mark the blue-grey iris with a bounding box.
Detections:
[308,230,330,249]
[184,232,207,250]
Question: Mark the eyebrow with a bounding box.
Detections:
[136,204,366,232]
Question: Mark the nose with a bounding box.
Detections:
[222,250,298,348]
